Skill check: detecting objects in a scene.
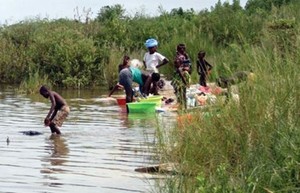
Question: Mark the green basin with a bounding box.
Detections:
[127,102,157,113]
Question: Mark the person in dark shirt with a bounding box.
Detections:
[197,50,213,87]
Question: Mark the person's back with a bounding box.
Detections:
[130,67,144,86]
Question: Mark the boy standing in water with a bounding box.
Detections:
[197,50,213,88]
[40,85,70,134]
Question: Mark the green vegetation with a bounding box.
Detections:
[0,0,299,192]
[152,1,300,192]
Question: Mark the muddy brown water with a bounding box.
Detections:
[0,86,176,193]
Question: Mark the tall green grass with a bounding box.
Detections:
[18,69,49,94]
[153,33,299,192]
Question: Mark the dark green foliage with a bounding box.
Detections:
[96,4,127,22]
[245,0,294,14]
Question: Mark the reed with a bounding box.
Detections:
[154,33,299,192]
[18,70,49,94]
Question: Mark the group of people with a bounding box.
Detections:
[108,38,169,103]
[39,38,214,135]
[108,38,214,110]
[171,44,213,110]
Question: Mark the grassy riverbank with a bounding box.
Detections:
[155,43,299,191]
[0,1,299,191]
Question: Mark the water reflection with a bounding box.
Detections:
[44,135,69,166]
[120,111,158,128]
[40,134,70,189]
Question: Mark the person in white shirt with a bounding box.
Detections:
[143,38,169,73]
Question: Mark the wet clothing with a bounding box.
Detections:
[53,105,70,127]
[197,59,213,87]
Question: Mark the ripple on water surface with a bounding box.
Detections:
[0,89,173,193]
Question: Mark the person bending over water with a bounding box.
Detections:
[119,67,160,104]
[40,85,70,135]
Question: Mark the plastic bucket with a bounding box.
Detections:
[127,102,157,113]
[116,98,126,105]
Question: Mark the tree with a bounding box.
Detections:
[245,0,293,14]
[96,4,126,22]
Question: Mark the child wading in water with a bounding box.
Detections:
[40,85,70,134]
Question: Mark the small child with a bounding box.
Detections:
[40,85,70,134]
[197,50,213,87]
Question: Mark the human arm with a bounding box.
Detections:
[196,60,200,75]
[155,52,169,69]
[205,59,213,71]
[157,58,169,69]
[108,83,123,97]
[44,92,57,126]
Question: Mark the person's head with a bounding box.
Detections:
[122,55,130,66]
[145,38,158,53]
[177,43,186,54]
[151,72,160,82]
[39,85,49,98]
[148,46,157,54]
[198,50,206,59]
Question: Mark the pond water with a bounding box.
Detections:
[0,86,176,193]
